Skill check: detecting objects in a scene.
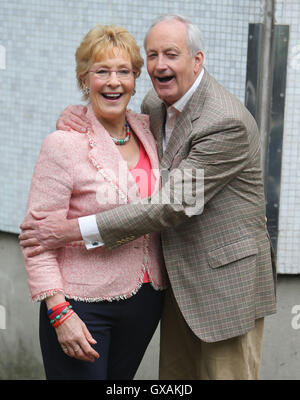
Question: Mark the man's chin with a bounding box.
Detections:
[157,92,178,106]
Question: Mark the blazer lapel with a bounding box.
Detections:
[148,102,166,162]
[160,69,211,170]
[86,105,162,203]
[160,109,193,170]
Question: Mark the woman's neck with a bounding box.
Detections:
[97,115,127,139]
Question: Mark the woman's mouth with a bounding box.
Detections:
[102,93,122,100]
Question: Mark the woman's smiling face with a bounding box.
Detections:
[84,48,135,124]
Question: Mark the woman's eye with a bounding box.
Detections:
[118,69,130,76]
[96,69,108,75]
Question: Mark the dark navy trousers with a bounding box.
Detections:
[39,284,165,380]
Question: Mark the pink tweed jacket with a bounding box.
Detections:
[22,104,167,301]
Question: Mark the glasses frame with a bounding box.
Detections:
[88,68,136,80]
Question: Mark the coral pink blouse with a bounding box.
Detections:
[129,141,155,283]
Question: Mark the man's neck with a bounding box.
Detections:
[167,68,204,111]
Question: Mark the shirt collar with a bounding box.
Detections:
[168,68,205,114]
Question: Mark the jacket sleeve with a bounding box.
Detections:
[95,117,251,249]
[21,132,73,301]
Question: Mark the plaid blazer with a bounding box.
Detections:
[96,70,276,342]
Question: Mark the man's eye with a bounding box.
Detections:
[167,53,177,58]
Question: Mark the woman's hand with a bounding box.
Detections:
[45,293,99,362]
[55,311,100,362]
[56,105,89,133]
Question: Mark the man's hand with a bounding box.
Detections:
[19,210,82,256]
[56,104,89,133]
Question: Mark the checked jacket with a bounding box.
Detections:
[96,69,277,342]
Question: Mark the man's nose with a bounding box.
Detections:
[155,55,168,70]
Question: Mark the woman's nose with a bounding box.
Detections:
[107,71,121,86]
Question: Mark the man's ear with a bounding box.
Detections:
[193,51,204,74]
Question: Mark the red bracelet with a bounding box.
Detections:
[49,305,69,320]
[47,301,70,316]
[52,310,74,328]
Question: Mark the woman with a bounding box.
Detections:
[21,24,167,380]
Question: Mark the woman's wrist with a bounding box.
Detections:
[45,293,66,310]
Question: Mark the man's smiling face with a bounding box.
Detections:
[145,19,203,106]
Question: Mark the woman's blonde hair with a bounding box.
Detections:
[76,24,144,100]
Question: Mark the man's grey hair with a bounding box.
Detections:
[144,14,205,56]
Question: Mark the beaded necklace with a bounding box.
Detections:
[109,122,131,145]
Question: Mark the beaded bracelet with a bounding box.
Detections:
[49,305,69,320]
[51,309,74,328]
[49,305,73,326]
[47,301,70,316]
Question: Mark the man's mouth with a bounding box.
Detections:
[156,75,175,83]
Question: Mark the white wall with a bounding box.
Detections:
[0,0,263,233]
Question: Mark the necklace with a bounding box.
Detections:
[109,122,131,145]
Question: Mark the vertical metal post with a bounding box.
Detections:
[257,0,275,184]
[265,25,289,254]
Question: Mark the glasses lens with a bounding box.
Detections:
[93,69,132,79]
[95,70,109,79]
[116,69,131,78]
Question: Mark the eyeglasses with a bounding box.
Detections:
[88,68,135,80]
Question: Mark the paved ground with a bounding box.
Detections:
[1,232,299,380]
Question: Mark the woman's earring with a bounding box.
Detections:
[84,86,90,96]
[132,88,136,96]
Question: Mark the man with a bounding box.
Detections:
[20,15,276,379]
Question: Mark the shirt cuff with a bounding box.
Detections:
[78,215,104,250]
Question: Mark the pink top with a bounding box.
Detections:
[130,142,155,283]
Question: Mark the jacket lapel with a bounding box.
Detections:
[148,102,166,162]
[160,69,211,170]
[160,109,193,170]
[126,110,160,173]
[86,104,161,203]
